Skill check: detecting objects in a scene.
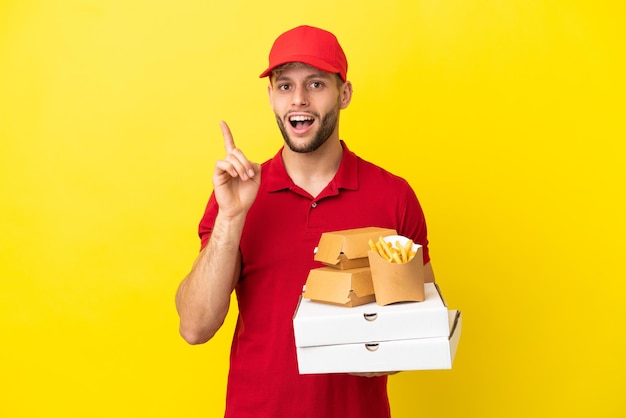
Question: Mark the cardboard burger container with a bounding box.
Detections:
[368,235,426,306]
[302,266,376,307]
[314,227,397,270]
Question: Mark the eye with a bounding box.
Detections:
[278,83,291,91]
[309,81,324,89]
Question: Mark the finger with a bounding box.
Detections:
[220,120,236,153]
[223,152,251,179]
[230,147,259,175]
[350,371,399,378]
[214,159,239,179]
[216,146,258,181]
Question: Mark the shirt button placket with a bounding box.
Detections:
[306,200,320,230]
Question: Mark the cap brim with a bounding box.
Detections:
[259,54,344,81]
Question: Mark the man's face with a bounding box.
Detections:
[269,65,351,153]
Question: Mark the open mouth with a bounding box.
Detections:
[289,115,315,129]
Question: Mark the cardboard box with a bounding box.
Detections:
[368,235,425,305]
[302,266,376,307]
[294,283,449,347]
[314,227,397,269]
[295,310,462,374]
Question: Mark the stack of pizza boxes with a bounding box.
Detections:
[293,227,462,374]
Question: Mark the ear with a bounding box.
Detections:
[267,83,274,111]
[339,81,353,109]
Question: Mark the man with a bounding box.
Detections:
[176,25,435,418]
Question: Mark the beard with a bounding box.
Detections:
[275,99,341,154]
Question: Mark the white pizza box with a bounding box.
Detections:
[296,310,462,374]
[293,282,449,347]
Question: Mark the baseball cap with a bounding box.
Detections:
[259,25,348,82]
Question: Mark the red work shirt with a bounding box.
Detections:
[199,141,430,418]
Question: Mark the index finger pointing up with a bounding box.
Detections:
[220,120,236,153]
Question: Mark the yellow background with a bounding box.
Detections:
[1,1,624,417]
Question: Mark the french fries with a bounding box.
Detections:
[368,236,417,263]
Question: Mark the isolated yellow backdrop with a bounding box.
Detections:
[1,1,624,417]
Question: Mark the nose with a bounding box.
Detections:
[292,85,308,107]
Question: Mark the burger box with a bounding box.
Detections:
[368,235,426,306]
[302,266,376,307]
[314,227,397,270]
[294,282,449,347]
[294,310,462,374]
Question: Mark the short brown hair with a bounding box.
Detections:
[270,62,344,87]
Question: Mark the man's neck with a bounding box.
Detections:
[282,138,343,198]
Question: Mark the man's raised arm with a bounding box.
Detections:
[175,121,261,344]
